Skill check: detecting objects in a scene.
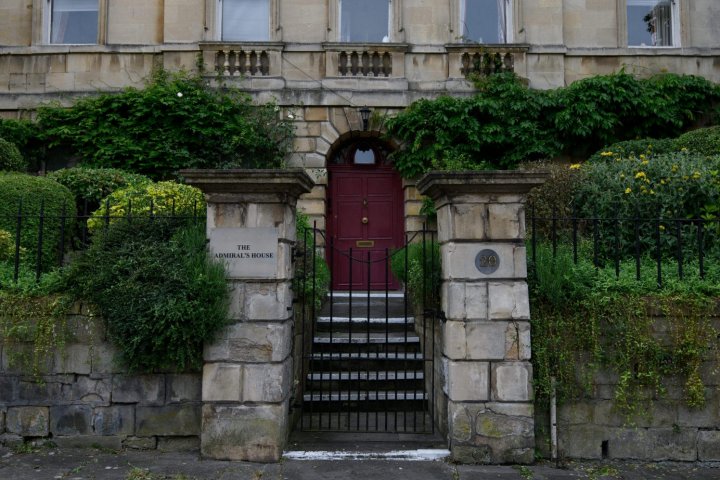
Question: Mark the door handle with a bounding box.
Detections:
[362,217,369,224]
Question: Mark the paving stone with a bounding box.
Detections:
[123,436,157,450]
[156,436,200,452]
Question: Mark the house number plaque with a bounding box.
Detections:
[475,249,500,274]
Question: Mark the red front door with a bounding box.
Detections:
[328,168,404,290]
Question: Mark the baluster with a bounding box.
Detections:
[260,51,269,75]
[361,51,370,76]
[250,51,258,76]
[350,51,359,76]
[372,52,380,77]
[222,49,231,76]
[382,52,392,77]
[461,53,470,76]
[339,51,348,76]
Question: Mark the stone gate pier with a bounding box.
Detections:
[417,171,547,464]
[183,169,313,462]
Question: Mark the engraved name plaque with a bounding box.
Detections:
[209,227,278,278]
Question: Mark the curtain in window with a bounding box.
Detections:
[51,0,98,44]
[222,0,270,41]
[627,0,674,47]
[464,0,507,44]
[340,0,390,42]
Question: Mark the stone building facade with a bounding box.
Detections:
[1,0,719,231]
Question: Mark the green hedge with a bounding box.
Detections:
[0,173,76,271]
[0,138,27,172]
[674,125,720,156]
[87,181,205,234]
[47,167,151,212]
[63,219,228,372]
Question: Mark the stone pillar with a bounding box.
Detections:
[183,169,313,462]
[417,171,547,464]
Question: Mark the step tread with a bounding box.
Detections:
[303,391,428,402]
[308,371,424,381]
[317,316,414,324]
[310,352,424,360]
[313,333,419,344]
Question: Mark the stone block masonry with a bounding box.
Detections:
[183,169,313,462]
[0,310,203,451]
[418,171,548,464]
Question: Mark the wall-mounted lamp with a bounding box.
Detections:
[359,106,371,131]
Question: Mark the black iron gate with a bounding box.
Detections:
[295,225,439,433]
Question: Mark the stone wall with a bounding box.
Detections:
[536,312,720,462]
[0,303,202,450]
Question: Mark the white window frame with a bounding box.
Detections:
[625,0,680,48]
[460,0,513,44]
[43,0,104,45]
[216,0,275,42]
[338,0,393,43]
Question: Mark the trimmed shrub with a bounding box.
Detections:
[0,138,27,172]
[674,126,720,156]
[0,119,42,170]
[87,181,205,234]
[63,219,228,372]
[0,173,76,271]
[47,167,151,212]
[588,138,676,163]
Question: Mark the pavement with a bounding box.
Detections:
[1,444,720,480]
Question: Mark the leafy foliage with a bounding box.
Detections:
[87,181,205,234]
[0,173,76,272]
[530,242,720,417]
[587,138,676,163]
[35,70,294,179]
[390,239,441,310]
[0,119,43,171]
[387,72,720,177]
[62,219,228,372]
[674,125,720,157]
[295,212,330,311]
[386,73,560,177]
[0,138,27,172]
[571,152,720,259]
[47,167,151,212]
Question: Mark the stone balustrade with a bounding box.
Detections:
[323,43,408,79]
[446,44,529,78]
[200,43,283,77]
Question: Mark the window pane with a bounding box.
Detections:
[627,0,674,46]
[51,0,98,44]
[222,0,270,41]
[340,0,389,43]
[353,146,376,165]
[464,0,506,44]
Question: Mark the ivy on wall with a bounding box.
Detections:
[386,72,720,178]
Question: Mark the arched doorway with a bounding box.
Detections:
[326,132,404,290]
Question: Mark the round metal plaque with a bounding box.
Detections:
[475,249,500,274]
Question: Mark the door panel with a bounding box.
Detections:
[329,168,403,290]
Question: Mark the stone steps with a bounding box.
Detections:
[302,291,430,430]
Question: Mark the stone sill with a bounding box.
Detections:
[445,43,531,53]
[199,41,285,52]
[564,47,720,57]
[322,42,410,53]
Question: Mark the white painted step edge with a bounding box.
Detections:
[282,449,451,461]
[328,292,405,298]
[317,316,415,324]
